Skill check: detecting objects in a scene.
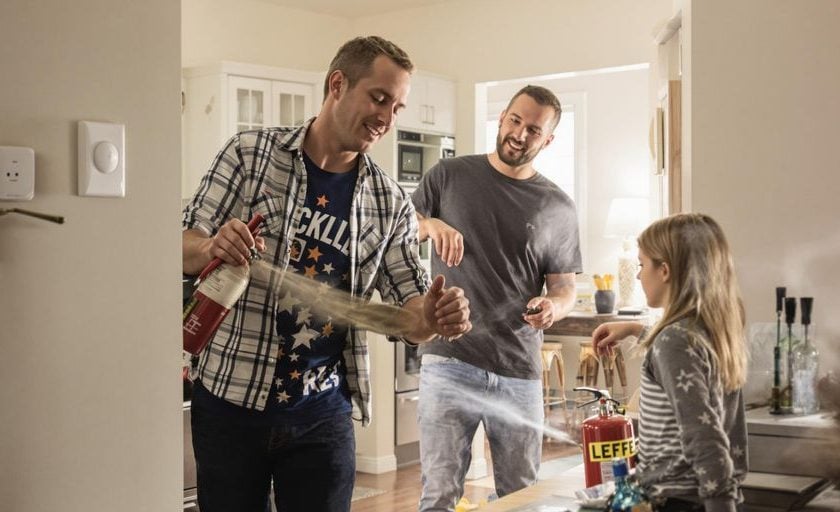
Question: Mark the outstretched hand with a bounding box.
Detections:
[591,321,644,356]
[423,275,471,340]
[425,218,464,267]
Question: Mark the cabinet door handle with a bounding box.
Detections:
[399,395,420,403]
[430,105,436,125]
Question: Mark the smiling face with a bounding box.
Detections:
[328,55,410,154]
[637,248,670,309]
[495,93,557,167]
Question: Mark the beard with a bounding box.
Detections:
[496,133,540,167]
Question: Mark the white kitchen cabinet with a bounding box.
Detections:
[182,62,322,199]
[399,72,456,135]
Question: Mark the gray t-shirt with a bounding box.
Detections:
[412,154,582,380]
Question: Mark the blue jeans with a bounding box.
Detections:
[418,355,544,511]
[191,399,356,512]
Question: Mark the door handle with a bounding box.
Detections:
[399,395,420,403]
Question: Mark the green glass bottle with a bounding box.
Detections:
[609,459,652,512]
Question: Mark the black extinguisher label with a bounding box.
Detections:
[588,437,637,462]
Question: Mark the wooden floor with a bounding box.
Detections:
[351,411,581,512]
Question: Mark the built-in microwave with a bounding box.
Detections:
[397,143,424,183]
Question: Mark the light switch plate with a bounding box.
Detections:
[78,120,125,197]
[0,146,35,201]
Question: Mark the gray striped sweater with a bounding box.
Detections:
[637,320,748,512]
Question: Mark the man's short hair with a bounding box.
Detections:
[323,36,414,98]
[506,85,562,130]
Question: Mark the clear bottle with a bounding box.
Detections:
[608,459,652,512]
[792,297,819,414]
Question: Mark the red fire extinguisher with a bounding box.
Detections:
[182,214,264,355]
[575,386,636,488]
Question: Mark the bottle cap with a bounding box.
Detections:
[800,297,813,326]
[776,287,786,313]
[612,458,628,477]
[784,297,797,325]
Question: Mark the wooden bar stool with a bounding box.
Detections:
[540,342,569,434]
[573,342,629,429]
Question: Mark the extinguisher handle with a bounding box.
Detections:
[196,214,265,283]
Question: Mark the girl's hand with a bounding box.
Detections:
[591,321,644,356]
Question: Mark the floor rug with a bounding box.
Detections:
[351,485,388,502]
[466,454,582,490]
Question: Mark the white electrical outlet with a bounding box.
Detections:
[0,146,35,201]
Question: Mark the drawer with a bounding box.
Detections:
[748,433,827,477]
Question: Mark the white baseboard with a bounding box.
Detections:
[355,454,398,474]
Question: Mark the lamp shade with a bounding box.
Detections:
[604,197,650,238]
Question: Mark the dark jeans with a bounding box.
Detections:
[191,400,356,512]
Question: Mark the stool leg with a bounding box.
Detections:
[551,353,569,431]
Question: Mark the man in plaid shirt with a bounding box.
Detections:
[182,36,472,512]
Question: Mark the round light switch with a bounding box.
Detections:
[93,141,119,174]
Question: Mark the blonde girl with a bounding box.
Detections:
[592,213,748,512]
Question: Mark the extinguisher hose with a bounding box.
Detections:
[196,214,265,282]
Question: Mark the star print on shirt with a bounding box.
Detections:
[696,467,707,476]
[698,412,712,425]
[277,390,290,403]
[316,194,329,208]
[732,445,744,458]
[290,369,301,380]
[702,479,719,492]
[292,327,319,350]
[322,322,334,337]
[675,368,695,393]
[278,292,301,314]
[296,307,312,326]
[304,265,318,279]
[322,262,335,275]
[276,347,285,359]
[307,246,323,262]
[289,353,300,362]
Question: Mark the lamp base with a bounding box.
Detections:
[617,256,636,307]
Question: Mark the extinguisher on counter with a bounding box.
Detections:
[182,214,264,355]
[575,386,637,488]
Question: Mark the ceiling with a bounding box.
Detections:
[257,0,451,19]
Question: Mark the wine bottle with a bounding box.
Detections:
[792,297,819,414]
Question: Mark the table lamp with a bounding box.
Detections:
[604,197,650,308]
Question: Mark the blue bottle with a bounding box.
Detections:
[609,458,652,512]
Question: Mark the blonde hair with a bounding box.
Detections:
[639,213,747,391]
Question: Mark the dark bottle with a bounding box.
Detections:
[609,459,652,512]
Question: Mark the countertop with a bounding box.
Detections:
[746,406,836,438]
[544,311,648,338]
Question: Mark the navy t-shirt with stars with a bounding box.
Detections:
[266,152,356,423]
[191,152,356,425]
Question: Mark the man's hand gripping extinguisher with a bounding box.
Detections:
[575,386,637,488]
[182,214,264,355]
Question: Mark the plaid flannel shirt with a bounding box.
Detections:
[182,119,429,425]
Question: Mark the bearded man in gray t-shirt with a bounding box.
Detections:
[412,85,582,511]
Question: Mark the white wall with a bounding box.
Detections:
[685,0,840,369]
[0,1,182,510]
[182,0,352,70]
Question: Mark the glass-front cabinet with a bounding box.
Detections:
[229,77,313,134]
[182,62,321,199]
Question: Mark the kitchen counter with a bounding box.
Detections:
[545,312,648,338]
